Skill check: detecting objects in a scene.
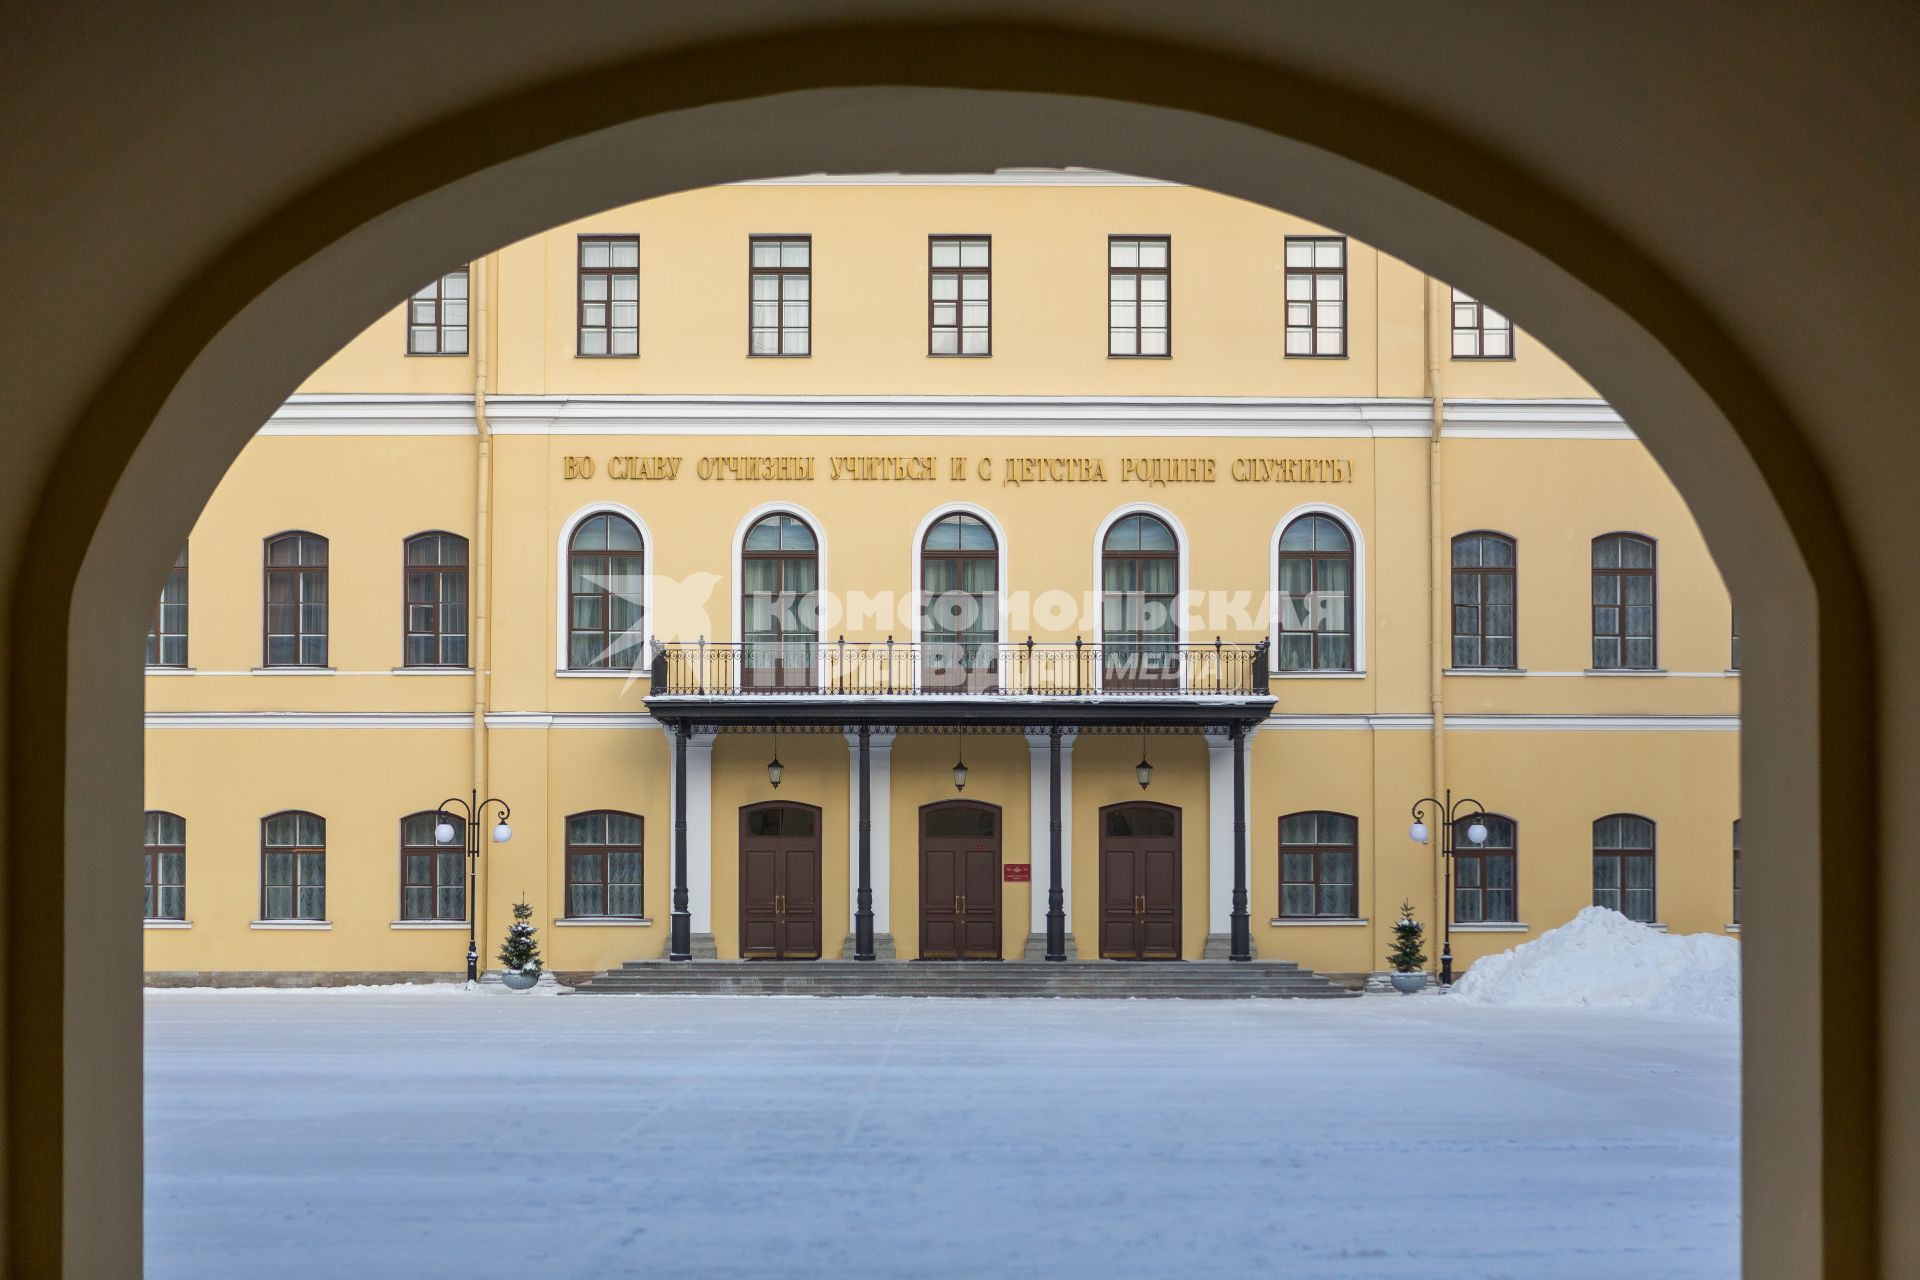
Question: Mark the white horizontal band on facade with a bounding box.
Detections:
[258,393,1632,441]
[731,169,1178,187]
[1258,714,1740,732]
[146,712,474,730]
[142,710,1732,732]
[257,394,478,436]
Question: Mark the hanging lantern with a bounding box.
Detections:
[434,817,457,845]
[1409,820,1430,845]
[1466,818,1489,846]
[767,728,784,789]
[952,736,969,792]
[1135,730,1153,790]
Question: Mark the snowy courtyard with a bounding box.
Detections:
[145,991,1738,1279]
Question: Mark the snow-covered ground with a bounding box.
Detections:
[145,992,1738,1279]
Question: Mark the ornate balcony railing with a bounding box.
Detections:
[647,637,1270,697]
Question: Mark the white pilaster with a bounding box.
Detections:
[1024,730,1076,936]
[845,730,895,933]
[1205,731,1234,936]
[684,732,715,932]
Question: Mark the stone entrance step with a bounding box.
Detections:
[569,959,1359,999]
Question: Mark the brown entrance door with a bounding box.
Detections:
[919,801,1003,960]
[739,802,822,959]
[1099,803,1182,960]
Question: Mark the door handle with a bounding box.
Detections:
[954,894,961,916]
[960,894,968,915]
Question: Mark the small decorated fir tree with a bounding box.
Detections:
[1386,900,1427,974]
[498,898,542,975]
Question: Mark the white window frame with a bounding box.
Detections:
[555,502,655,677]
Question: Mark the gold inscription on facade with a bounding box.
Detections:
[693,455,816,481]
[827,455,938,481]
[1000,457,1108,486]
[1121,457,1216,485]
[562,453,1357,483]
[1231,457,1353,484]
[603,455,681,481]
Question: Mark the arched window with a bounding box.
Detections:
[568,513,645,669]
[1593,813,1656,923]
[261,811,326,922]
[404,532,469,667]
[1454,814,1517,923]
[1592,533,1656,670]
[147,545,188,668]
[1101,512,1179,688]
[1451,532,1516,669]
[144,811,185,921]
[921,512,999,689]
[264,532,328,667]
[1278,811,1358,918]
[565,810,644,919]
[742,513,819,689]
[400,812,465,922]
[1276,514,1354,671]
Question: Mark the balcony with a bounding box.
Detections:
[644,638,1274,729]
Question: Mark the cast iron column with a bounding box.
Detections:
[1046,724,1066,960]
[669,723,691,960]
[855,722,875,959]
[1229,722,1252,961]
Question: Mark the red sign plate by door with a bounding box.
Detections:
[1003,863,1031,882]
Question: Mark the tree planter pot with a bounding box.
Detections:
[1389,971,1428,995]
[501,969,540,991]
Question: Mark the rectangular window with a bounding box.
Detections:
[1278,811,1359,918]
[1108,236,1170,357]
[1285,237,1346,357]
[145,811,186,921]
[264,533,328,667]
[1592,534,1657,669]
[1451,533,1517,668]
[749,236,811,356]
[1592,814,1656,923]
[1453,816,1517,923]
[407,267,470,355]
[1732,819,1741,925]
[147,545,188,667]
[404,532,469,667]
[929,236,990,356]
[566,811,645,918]
[577,236,639,357]
[261,812,326,922]
[400,813,466,922]
[1450,287,1513,359]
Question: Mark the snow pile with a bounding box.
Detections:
[1451,906,1740,1020]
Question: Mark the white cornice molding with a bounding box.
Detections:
[1258,713,1738,732]
[731,168,1175,187]
[482,394,1436,438]
[143,708,1731,733]
[485,712,661,730]
[1441,398,1635,441]
[262,393,1629,441]
[145,712,471,730]
[259,394,477,436]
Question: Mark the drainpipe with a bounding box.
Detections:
[471,254,494,967]
[1425,275,1449,969]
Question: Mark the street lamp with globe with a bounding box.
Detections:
[434,791,513,983]
[1407,790,1490,986]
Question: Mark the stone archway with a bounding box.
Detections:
[5,20,1883,1279]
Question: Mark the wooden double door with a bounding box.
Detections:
[1099,803,1182,960]
[919,801,1002,960]
[740,802,822,960]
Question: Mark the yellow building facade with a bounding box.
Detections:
[142,173,1739,985]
